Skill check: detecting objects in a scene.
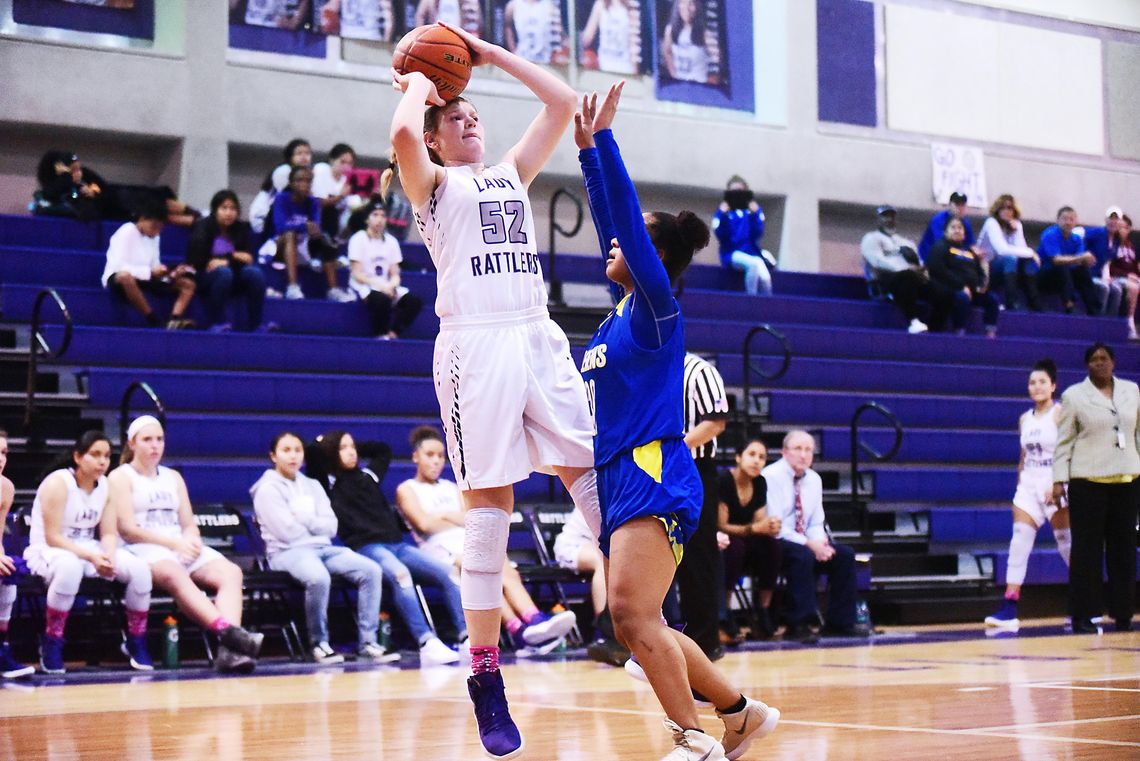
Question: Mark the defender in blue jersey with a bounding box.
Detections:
[575,83,779,761]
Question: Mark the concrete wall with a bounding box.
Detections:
[2,1,1138,275]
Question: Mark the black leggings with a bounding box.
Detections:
[365,290,422,337]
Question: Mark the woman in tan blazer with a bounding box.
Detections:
[1052,342,1140,633]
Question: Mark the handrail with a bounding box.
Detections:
[546,187,584,307]
[24,289,74,447]
[849,402,904,539]
[119,381,166,453]
[740,324,791,432]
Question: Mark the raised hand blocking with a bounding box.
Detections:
[573,81,625,150]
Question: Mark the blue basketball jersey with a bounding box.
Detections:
[581,293,686,467]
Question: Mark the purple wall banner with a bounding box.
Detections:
[816,0,876,127]
[12,0,154,39]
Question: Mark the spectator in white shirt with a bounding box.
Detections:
[860,205,944,334]
[101,199,196,329]
[346,200,423,339]
[312,143,363,241]
[976,194,1042,311]
[761,430,863,642]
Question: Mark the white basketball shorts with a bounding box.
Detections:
[434,307,595,491]
[1012,469,1059,527]
[128,542,226,575]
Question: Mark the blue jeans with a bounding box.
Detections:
[198,263,267,329]
[269,545,382,647]
[356,542,466,644]
[730,251,773,296]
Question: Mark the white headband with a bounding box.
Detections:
[127,415,163,441]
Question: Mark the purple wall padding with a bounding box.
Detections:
[816,0,876,127]
[12,0,154,40]
[228,24,328,58]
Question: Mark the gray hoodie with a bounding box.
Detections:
[250,468,338,557]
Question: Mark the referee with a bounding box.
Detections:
[677,352,729,659]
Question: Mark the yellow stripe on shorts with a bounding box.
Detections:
[632,439,663,483]
[654,515,685,567]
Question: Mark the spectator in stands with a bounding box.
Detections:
[552,504,606,638]
[1084,207,1123,315]
[23,431,154,673]
[860,204,940,334]
[111,416,264,674]
[926,216,1000,337]
[676,352,729,659]
[186,190,271,333]
[346,200,423,339]
[762,430,864,643]
[312,143,362,241]
[712,176,775,296]
[718,437,781,642]
[984,360,1070,632]
[379,155,414,242]
[918,192,974,261]
[250,138,313,235]
[250,432,392,665]
[309,431,463,665]
[34,149,198,226]
[1037,206,1102,315]
[976,194,1042,311]
[1053,343,1139,634]
[101,199,197,329]
[0,430,34,680]
[263,166,354,302]
[1104,215,1140,340]
[395,426,577,652]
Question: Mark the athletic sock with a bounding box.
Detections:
[505,618,525,636]
[470,646,500,675]
[45,607,69,639]
[209,617,231,634]
[719,695,748,715]
[1005,589,1020,602]
[126,610,148,637]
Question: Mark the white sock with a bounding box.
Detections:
[1053,527,1072,567]
[1005,522,1037,587]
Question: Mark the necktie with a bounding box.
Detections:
[793,474,805,535]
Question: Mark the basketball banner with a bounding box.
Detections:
[404,0,485,38]
[312,0,397,41]
[653,0,754,111]
[575,0,652,75]
[490,0,570,65]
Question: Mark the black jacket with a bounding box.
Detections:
[926,238,986,293]
[305,441,406,549]
[186,217,254,271]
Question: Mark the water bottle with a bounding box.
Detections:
[378,612,392,651]
[855,600,871,630]
[163,616,179,669]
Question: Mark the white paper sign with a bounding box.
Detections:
[931,142,988,208]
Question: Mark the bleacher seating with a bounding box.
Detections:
[2,211,1138,631]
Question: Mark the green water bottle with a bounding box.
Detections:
[378,612,392,651]
[163,615,180,669]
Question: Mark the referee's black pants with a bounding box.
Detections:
[675,457,723,656]
[1067,479,1139,626]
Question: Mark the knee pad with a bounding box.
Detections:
[461,508,510,611]
[1005,522,1037,587]
[568,469,602,540]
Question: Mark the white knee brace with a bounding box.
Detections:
[461,508,510,611]
[1005,522,1037,587]
[568,469,602,541]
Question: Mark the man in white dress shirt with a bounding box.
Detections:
[761,430,863,642]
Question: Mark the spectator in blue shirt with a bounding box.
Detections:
[264,166,353,302]
[1083,206,1123,315]
[1037,206,1102,315]
[712,176,776,295]
[918,191,975,261]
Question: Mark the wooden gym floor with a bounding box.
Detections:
[1,623,1137,760]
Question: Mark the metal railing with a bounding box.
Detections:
[849,402,904,539]
[24,289,73,447]
[119,381,166,453]
[740,324,791,432]
[546,187,584,307]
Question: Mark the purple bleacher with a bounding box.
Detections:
[928,506,1030,545]
[0,215,101,250]
[819,427,1019,464]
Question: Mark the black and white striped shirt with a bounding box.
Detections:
[683,352,729,460]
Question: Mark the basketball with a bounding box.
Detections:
[393,25,473,101]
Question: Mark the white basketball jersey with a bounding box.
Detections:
[30,469,108,546]
[127,465,183,538]
[1021,404,1059,472]
[512,0,554,64]
[414,163,546,318]
[437,0,462,26]
[672,27,709,82]
[245,0,289,27]
[339,0,385,40]
[598,2,634,74]
[401,478,462,542]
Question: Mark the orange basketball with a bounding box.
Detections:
[393,25,473,101]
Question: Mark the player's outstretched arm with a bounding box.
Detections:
[575,92,623,305]
[389,70,446,208]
